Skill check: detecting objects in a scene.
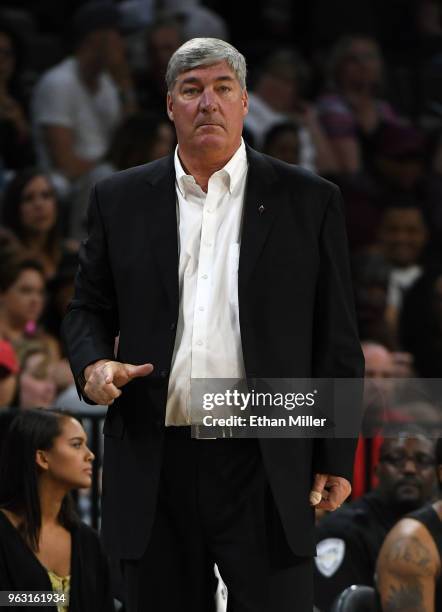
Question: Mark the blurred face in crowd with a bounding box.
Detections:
[167,61,248,161]
[257,71,298,113]
[19,350,56,409]
[36,416,94,490]
[0,32,14,85]
[265,127,300,165]
[378,207,428,267]
[338,37,382,91]
[363,343,394,379]
[1,268,45,326]
[149,25,182,78]
[376,437,437,510]
[20,175,57,236]
[80,28,118,74]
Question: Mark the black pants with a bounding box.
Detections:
[122,428,313,612]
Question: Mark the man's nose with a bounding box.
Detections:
[402,457,418,473]
[199,89,218,112]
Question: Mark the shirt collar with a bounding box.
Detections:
[174,139,247,198]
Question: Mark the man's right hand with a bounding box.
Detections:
[83,359,154,405]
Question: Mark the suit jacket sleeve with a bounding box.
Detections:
[61,185,119,402]
[312,184,364,481]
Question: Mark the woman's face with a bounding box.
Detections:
[37,417,95,490]
[20,176,57,236]
[338,38,382,90]
[0,32,14,84]
[19,352,56,409]
[1,268,45,325]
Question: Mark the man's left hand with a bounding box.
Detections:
[309,474,351,511]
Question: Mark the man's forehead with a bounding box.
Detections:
[384,436,433,453]
[176,61,237,83]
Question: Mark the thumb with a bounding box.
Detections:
[309,473,328,506]
[124,363,154,379]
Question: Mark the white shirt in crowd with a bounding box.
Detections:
[165,140,248,426]
[32,57,121,171]
[245,92,316,172]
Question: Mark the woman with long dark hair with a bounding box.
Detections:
[1,169,78,280]
[0,409,115,611]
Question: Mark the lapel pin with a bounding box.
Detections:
[258,204,265,214]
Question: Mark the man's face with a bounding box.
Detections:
[167,61,248,159]
[378,208,427,267]
[376,437,437,510]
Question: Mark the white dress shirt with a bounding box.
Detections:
[165,140,248,425]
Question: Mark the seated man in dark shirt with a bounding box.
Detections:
[314,433,438,611]
[376,437,442,612]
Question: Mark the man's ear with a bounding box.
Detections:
[242,89,249,117]
[35,450,49,471]
[166,92,174,122]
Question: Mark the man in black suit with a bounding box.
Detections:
[62,38,364,611]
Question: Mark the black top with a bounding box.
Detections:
[0,512,115,611]
[407,504,442,611]
[314,491,406,611]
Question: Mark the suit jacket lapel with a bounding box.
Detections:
[239,146,280,299]
[145,156,179,312]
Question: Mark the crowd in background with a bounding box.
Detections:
[0,0,442,610]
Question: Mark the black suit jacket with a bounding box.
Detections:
[62,146,364,560]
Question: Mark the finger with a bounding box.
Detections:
[309,473,328,506]
[101,362,119,384]
[124,363,154,379]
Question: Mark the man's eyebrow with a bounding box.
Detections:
[179,75,235,85]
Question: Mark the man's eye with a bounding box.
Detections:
[183,88,198,95]
[219,86,231,92]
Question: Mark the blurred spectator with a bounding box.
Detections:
[363,341,395,379]
[400,269,442,378]
[376,436,442,612]
[0,19,34,174]
[377,201,428,333]
[352,252,395,349]
[31,2,133,238]
[15,343,56,409]
[263,121,300,165]
[0,257,60,361]
[372,123,427,196]
[314,433,438,611]
[318,36,402,174]
[136,15,183,116]
[106,112,175,171]
[1,168,79,280]
[245,50,337,173]
[0,408,115,611]
[0,338,18,407]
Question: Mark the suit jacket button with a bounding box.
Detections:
[160,369,169,378]
[170,322,176,331]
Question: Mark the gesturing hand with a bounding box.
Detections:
[309,474,351,511]
[84,359,153,405]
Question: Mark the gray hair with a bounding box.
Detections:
[166,37,247,91]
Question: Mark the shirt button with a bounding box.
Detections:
[201,274,208,279]
[196,340,203,346]
[207,208,213,213]
[199,306,204,311]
